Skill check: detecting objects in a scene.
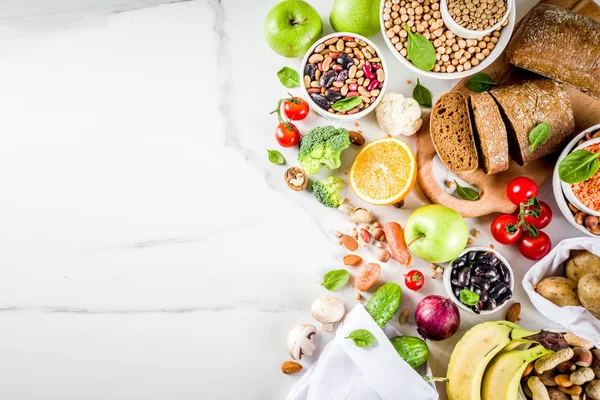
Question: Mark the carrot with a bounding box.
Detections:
[383,222,411,266]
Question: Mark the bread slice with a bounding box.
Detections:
[490,79,574,166]
[430,92,478,173]
[469,92,509,174]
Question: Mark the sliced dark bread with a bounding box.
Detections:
[469,92,509,174]
[430,92,478,173]
[490,79,574,166]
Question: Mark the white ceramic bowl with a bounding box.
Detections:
[560,137,600,217]
[442,246,515,315]
[379,0,515,80]
[440,0,513,40]
[553,124,600,238]
[299,32,388,121]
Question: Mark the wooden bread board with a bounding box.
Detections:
[416,0,600,218]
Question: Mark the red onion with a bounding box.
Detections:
[415,295,460,341]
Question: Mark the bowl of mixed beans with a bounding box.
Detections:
[300,32,388,120]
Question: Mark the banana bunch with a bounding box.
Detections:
[446,321,551,400]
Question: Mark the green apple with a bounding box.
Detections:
[330,0,380,38]
[264,0,323,58]
[404,205,469,263]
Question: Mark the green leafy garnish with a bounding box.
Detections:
[332,96,362,112]
[413,79,432,107]
[528,123,551,152]
[267,150,285,165]
[276,66,300,88]
[454,180,480,201]
[346,329,376,348]
[321,269,350,291]
[558,149,600,184]
[465,72,498,93]
[459,289,480,306]
[404,24,436,71]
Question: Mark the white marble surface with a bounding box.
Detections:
[0,0,590,399]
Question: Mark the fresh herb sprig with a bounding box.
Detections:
[321,269,350,291]
[346,329,376,348]
[413,79,432,107]
[465,72,497,93]
[404,24,436,71]
[267,150,285,165]
[558,149,600,184]
[454,180,480,201]
[528,123,551,152]
[276,66,300,88]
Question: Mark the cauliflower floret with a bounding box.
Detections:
[375,93,423,136]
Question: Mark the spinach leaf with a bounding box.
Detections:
[558,149,600,184]
[321,269,350,291]
[404,24,436,71]
[277,67,300,88]
[346,329,376,348]
[413,79,432,107]
[454,180,480,201]
[332,96,362,112]
[528,122,551,152]
[459,289,480,306]
[465,72,498,93]
[267,150,285,165]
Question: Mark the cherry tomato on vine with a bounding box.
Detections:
[275,122,301,147]
[507,177,538,205]
[405,270,424,291]
[518,230,552,261]
[523,200,553,229]
[282,97,309,121]
[490,214,523,245]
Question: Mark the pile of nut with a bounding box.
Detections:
[382,0,507,73]
[521,333,600,400]
[448,0,507,31]
[303,36,385,115]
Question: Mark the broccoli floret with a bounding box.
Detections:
[313,176,344,208]
[298,126,350,175]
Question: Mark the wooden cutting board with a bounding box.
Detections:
[416,0,600,218]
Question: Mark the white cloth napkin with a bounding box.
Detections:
[286,304,439,400]
[522,237,600,347]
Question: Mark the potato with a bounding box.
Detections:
[578,272,600,317]
[565,250,600,282]
[536,276,581,307]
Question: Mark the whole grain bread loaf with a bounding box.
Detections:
[469,92,509,174]
[506,3,600,98]
[490,79,574,166]
[430,92,478,173]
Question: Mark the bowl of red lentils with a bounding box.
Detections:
[380,0,515,79]
[561,138,600,218]
[300,32,388,120]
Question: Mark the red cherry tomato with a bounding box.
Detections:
[275,122,300,147]
[404,270,424,291]
[490,214,523,245]
[507,177,538,205]
[523,200,553,229]
[283,97,309,121]
[518,231,552,261]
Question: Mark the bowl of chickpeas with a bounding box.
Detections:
[380,0,515,79]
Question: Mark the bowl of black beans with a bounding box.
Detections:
[443,247,514,315]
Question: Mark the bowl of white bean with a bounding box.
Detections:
[379,0,515,80]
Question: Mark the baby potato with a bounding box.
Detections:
[565,250,600,283]
[536,276,581,307]
[578,272,600,317]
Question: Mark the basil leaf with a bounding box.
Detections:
[321,269,350,291]
[454,180,480,201]
[465,72,498,93]
[459,289,480,306]
[528,122,551,152]
[558,149,600,184]
[332,96,362,112]
[404,24,436,71]
[346,329,376,348]
[267,150,285,165]
[277,67,300,88]
[413,79,432,107]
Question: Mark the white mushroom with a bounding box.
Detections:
[311,296,346,332]
[286,324,316,361]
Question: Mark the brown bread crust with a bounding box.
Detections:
[469,92,509,174]
[506,3,600,98]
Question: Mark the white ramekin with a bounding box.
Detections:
[440,0,513,40]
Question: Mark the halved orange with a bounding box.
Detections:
[350,138,417,205]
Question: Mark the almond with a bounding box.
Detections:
[505,302,521,323]
[341,234,358,252]
[281,360,303,375]
[343,254,362,266]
